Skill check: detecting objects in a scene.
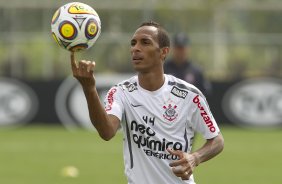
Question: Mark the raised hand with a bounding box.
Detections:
[70,51,96,89]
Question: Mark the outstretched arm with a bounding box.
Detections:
[168,133,224,180]
[71,52,120,141]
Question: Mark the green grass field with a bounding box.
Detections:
[0,125,281,184]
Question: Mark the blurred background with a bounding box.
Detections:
[1,0,282,79]
[0,0,282,184]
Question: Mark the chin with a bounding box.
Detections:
[132,66,142,72]
[133,65,148,73]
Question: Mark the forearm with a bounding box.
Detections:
[192,133,224,166]
[83,86,118,140]
[70,52,119,140]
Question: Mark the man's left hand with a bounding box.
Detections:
[167,148,199,180]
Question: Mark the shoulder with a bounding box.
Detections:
[104,75,137,101]
[116,75,138,92]
[166,74,204,97]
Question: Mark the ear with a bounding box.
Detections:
[160,47,170,61]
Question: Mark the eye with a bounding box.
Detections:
[130,40,136,46]
[142,39,150,45]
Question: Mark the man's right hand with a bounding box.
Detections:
[71,51,96,90]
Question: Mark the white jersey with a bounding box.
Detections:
[104,74,220,184]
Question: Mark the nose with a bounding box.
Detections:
[131,42,141,53]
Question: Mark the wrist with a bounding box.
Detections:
[191,152,200,167]
[184,152,200,171]
[82,85,96,93]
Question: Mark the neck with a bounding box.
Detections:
[138,71,165,91]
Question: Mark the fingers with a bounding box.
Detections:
[70,52,95,73]
[70,51,77,69]
[169,158,186,167]
[78,60,85,69]
[167,148,193,181]
[172,165,189,174]
[172,166,192,180]
[87,61,95,72]
[181,171,193,180]
[78,60,95,72]
[167,148,184,159]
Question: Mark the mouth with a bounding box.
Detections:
[132,56,144,63]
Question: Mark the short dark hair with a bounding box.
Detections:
[139,21,170,48]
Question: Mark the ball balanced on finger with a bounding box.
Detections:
[51,2,101,52]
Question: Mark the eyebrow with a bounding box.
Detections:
[131,36,153,42]
[141,38,151,42]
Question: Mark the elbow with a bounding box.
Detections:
[92,122,117,141]
[101,136,113,141]
[217,134,225,153]
[99,132,116,141]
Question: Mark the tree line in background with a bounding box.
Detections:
[0,0,282,80]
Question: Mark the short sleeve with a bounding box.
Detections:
[190,94,220,139]
[104,86,124,121]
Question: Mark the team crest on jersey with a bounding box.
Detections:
[163,102,178,122]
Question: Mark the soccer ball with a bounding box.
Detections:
[51,2,101,52]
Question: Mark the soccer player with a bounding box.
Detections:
[71,21,224,184]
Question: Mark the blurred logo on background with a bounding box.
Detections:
[0,78,38,127]
[55,76,93,130]
[222,78,282,127]
[55,74,132,130]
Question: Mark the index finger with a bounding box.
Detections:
[70,51,77,69]
[167,148,184,159]
[169,159,186,167]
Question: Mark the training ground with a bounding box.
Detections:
[0,125,281,184]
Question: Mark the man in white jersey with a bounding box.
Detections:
[71,21,224,184]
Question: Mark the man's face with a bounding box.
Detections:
[130,26,164,73]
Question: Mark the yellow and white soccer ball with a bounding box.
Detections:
[51,2,101,52]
